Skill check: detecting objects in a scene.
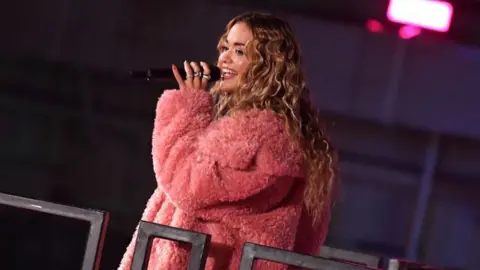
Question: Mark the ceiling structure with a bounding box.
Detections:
[214,0,480,47]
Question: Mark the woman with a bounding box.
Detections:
[119,12,338,270]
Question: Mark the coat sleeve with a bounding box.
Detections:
[152,89,302,213]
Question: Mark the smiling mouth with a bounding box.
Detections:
[221,69,237,80]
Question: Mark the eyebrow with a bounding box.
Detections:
[225,39,245,46]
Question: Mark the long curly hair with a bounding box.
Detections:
[211,12,339,224]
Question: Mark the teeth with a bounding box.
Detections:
[222,69,237,75]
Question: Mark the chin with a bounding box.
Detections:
[218,81,238,93]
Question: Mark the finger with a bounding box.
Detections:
[172,64,185,89]
[200,61,211,89]
[190,61,202,90]
[184,60,194,89]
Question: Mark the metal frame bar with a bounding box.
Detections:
[131,221,211,270]
[387,258,460,270]
[319,246,381,268]
[240,242,375,270]
[406,133,440,260]
[381,37,408,123]
[0,192,109,270]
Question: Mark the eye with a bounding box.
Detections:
[235,49,245,56]
[220,45,228,52]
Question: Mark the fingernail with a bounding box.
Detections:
[172,64,176,70]
[200,61,206,65]
[184,60,187,65]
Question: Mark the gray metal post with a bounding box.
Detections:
[382,37,408,123]
[406,133,440,259]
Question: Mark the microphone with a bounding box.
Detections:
[130,64,221,82]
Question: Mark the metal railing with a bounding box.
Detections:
[131,221,211,270]
[0,192,109,270]
[319,246,381,268]
[239,242,375,270]
[1,192,457,270]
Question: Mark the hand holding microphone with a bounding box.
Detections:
[172,61,211,91]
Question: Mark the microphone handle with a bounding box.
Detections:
[130,64,221,82]
[129,69,181,80]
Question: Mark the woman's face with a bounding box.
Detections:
[217,22,253,93]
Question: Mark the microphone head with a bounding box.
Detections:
[129,70,150,78]
[208,65,221,82]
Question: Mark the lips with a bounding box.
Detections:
[221,68,237,80]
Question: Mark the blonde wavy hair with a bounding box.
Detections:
[211,12,338,224]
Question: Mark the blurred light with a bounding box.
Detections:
[387,0,453,32]
[399,25,422,39]
[366,19,384,33]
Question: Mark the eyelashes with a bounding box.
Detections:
[219,45,228,52]
[235,49,245,56]
[219,45,245,56]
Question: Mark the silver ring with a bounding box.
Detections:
[193,71,202,77]
[202,74,211,81]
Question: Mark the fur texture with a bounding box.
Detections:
[118,88,331,270]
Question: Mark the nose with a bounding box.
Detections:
[218,50,233,65]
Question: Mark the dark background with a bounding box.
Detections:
[0,0,479,269]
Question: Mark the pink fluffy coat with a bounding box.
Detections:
[118,88,331,270]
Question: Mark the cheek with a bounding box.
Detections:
[237,59,249,74]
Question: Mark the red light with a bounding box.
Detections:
[387,0,453,32]
[399,25,422,39]
[366,19,384,33]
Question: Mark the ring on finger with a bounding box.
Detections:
[202,74,211,81]
[193,71,202,77]
[185,74,193,79]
